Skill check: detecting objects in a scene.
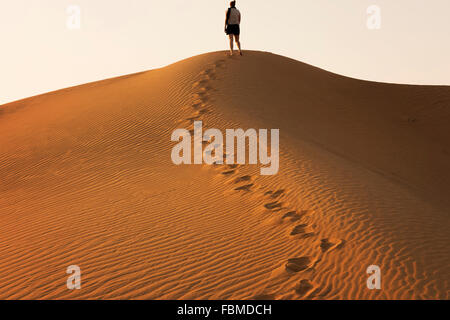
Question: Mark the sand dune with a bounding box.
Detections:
[0,51,449,299]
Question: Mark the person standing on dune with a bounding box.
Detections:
[225,1,242,56]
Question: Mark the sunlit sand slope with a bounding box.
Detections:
[0,51,448,299]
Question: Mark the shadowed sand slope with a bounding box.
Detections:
[0,51,449,299]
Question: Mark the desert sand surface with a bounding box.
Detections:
[0,51,449,299]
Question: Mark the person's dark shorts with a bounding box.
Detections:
[226,24,240,35]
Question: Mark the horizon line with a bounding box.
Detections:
[2,49,449,107]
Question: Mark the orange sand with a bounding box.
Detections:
[0,51,448,299]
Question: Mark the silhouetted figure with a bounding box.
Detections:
[225,1,242,56]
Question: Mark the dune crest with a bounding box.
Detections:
[0,51,448,299]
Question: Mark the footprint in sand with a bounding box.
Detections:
[264,189,285,198]
[285,257,313,273]
[192,92,208,100]
[290,224,315,238]
[211,159,236,170]
[214,60,226,68]
[192,79,209,88]
[178,118,201,127]
[197,108,209,115]
[234,183,254,192]
[199,69,215,76]
[221,169,237,175]
[193,95,210,104]
[200,72,217,81]
[294,279,333,298]
[196,86,213,94]
[264,201,282,210]
[185,115,201,122]
[270,189,285,199]
[294,279,315,296]
[290,224,307,234]
[320,238,345,253]
[191,101,207,109]
[282,211,303,222]
[234,175,252,184]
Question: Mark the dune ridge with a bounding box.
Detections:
[0,51,448,299]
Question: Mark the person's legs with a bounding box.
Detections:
[228,34,234,55]
[234,35,242,55]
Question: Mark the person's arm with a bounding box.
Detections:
[238,11,241,24]
[225,9,229,27]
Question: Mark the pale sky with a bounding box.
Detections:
[1,0,449,105]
